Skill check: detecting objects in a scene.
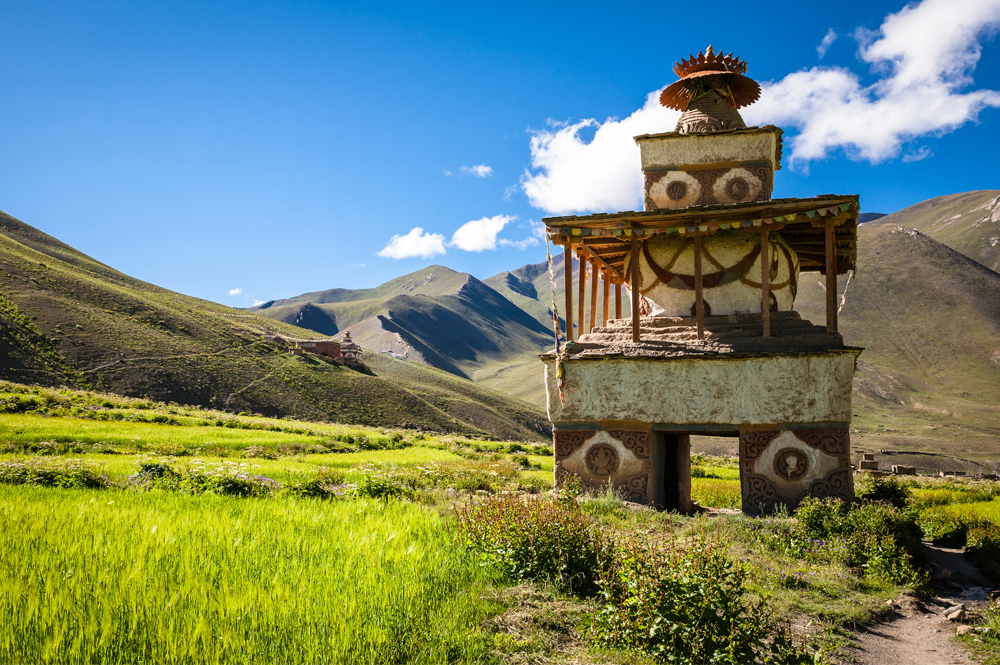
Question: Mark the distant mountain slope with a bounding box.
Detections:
[484,252,616,334]
[795,221,1000,458]
[250,266,554,381]
[875,190,1000,271]
[0,210,548,440]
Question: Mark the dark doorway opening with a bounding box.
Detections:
[653,431,692,513]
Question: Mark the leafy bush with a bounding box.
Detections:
[458,494,613,596]
[355,474,408,500]
[594,537,812,665]
[0,458,113,489]
[916,510,968,547]
[857,475,911,510]
[964,521,1000,581]
[284,470,350,499]
[794,497,925,586]
[125,460,279,498]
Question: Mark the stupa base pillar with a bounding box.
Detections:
[739,426,854,515]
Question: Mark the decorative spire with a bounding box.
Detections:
[660,47,759,113]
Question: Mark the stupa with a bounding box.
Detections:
[541,47,861,515]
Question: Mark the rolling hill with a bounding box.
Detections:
[874,189,1000,272]
[249,265,555,381]
[0,210,549,441]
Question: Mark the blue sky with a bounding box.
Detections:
[1,0,998,306]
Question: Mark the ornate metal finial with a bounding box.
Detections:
[660,46,761,134]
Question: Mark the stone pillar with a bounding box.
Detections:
[739,427,854,515]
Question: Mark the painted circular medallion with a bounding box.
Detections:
[586,445,619,477]
[774,448,808,480]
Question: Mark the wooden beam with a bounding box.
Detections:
[615,283,622,320]
[761,229,770,338]
[589,260,598,333]
[602,273,610,327]
[630,236,640,343]
[576,243,625,283]
[564,246,573,342]
[577,249,587,338]
[693,234,704,340]
[825,220,838,333]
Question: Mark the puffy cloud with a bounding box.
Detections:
[461,164,493,177]
[520,91,678,215]
[521,0,1000,213]
[251,299,265,306]
[744,0,1000,165]
[817,28,838,58]
[377,227,447,259]
[450,215,513,251]
[228,287,242,296]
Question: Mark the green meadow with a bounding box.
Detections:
[0,486,500,664]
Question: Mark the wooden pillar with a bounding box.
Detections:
[630,236,640,342]
[602,274,610,327]
[693,234,704,340]
[760,229,770,337]
[589,260,598,333]
[564,246,573,342]
[577,249,587,338]
[825,221,837,333]
[615,283,622,320]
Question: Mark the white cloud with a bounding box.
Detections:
[520,91,679,215]
[521,0,1000,214]
[377,227,447,259]
[450,215,513,251]
[817,28,838,58]
[252,299,265,306]
[228,287,242,296]
[461,164,493,177]
[746,0,1000,165]
[442,169,454,176]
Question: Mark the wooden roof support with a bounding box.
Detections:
[825,220,838,333]
[630,237,640,343]
[577,249,587,338]
[761,229,770,337]
[575,243,624,283]
[693,234,705,341]
[602,273,610,327]
[564,246,574,342]
[589,260,599,334]
[615,283,622,320]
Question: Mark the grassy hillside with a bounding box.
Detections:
[0,210,548,440]
[251,265,554,381]
[796,222,1000,460]
[875,190,1000,272]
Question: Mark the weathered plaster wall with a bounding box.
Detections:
[543,354,856,425]
[739,428,854,514]
[628,231,799,317]
[637,132,778,170]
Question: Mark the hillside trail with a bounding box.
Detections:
[835,542,993,665]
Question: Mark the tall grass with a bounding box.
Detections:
[691,478,741,509]
[0,486,500,664]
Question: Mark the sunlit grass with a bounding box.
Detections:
[0,486,502,664]
[692,478,741,509]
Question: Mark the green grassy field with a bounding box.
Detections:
[0,486,501,664]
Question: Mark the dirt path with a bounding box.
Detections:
[836,543,993,665]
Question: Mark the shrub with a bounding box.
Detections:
[0,458,113,490]
[857,475,910,510]
[594,536,812,665]
[964,521,1000,581]
[284,470,349,499]
[457,494,613,596]
[794,497,925,586]
[355,474,408,500]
